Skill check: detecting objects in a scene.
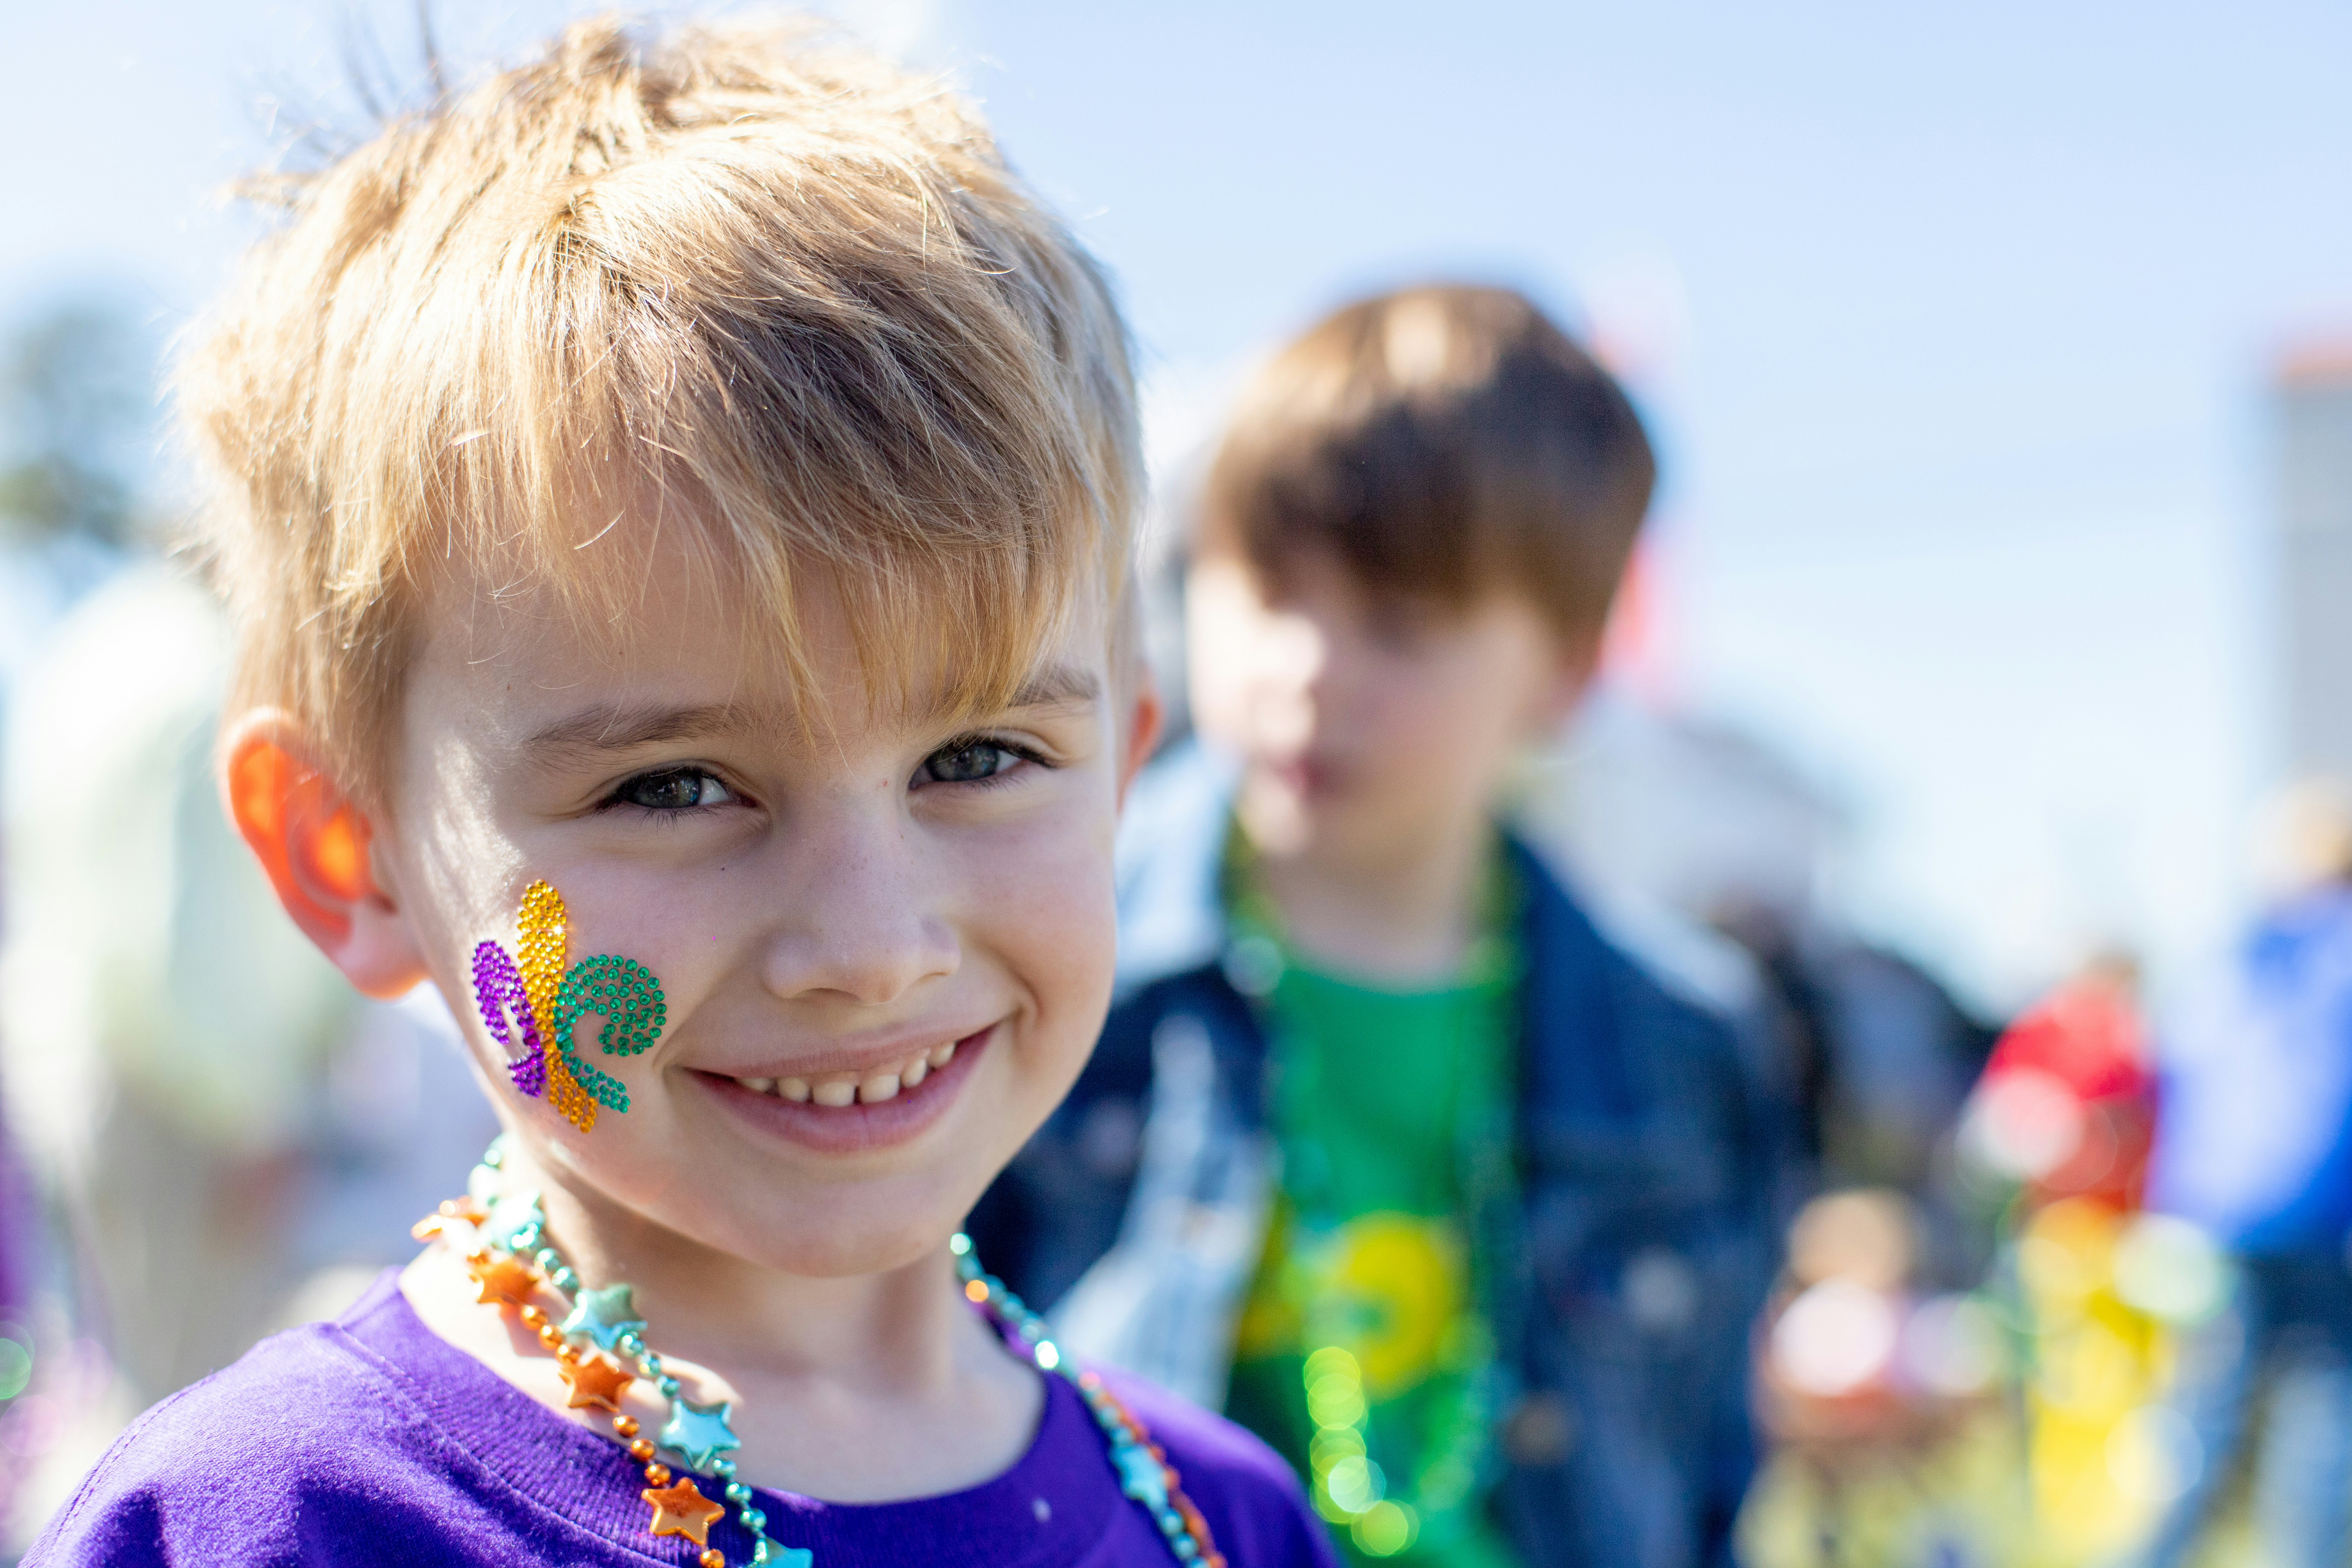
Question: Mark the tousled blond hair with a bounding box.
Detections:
[181,15,1141,804]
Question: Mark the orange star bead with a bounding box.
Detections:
[410,1196,488,1240]
[642,1475,727,1545]
[560,1352,633,1413]
[467,1252,541,1307]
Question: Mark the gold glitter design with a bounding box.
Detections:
[517,879,597,1132]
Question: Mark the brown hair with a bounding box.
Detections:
[1199,283,1652,642]
[179,15,1140,804]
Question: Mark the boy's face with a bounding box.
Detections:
[1188,548,1588,874]
[369,545,1149,1279]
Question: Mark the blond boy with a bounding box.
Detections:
[29,20,1333,1567]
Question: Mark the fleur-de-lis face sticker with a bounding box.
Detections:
[471,880,668,1133]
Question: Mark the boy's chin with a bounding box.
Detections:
[722,1195,976,1280]
[646,1153,998,1281]
[525,1124,992,1282]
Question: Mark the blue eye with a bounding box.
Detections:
[614,769,733,810]
[919,740,1023,785]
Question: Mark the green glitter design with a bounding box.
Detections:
[548,954,666,1114]
[554,955,668,1057]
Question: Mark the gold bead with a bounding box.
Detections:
[643,1462,671,1486]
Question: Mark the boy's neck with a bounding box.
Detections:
[534,1165,961,1382]
[1246,806,1496,985]
[402,1143,1043,1501]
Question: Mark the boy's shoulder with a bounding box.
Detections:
[1093,1368,1340,1568]
[29,1303,407,1563]
[24,1272,617,1567]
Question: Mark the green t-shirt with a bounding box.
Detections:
[1224,926,1519,1568]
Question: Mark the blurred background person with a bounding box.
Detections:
[1953,954,2185,1567]
[2129,780,2352,1568]
[975,283,1783,1568]
[1739,1188,2020,1568]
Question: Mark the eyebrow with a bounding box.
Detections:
[999,663,1102,713]
[518,665,1101,764]
[520,702,745,765]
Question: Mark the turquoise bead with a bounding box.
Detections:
[1114,1445,1170,1510]
[480,1190,544,1253]
[559,1285,647,1353]
[661,1396,741,1471]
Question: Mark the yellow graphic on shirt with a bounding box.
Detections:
[1241,1209,1470,1400]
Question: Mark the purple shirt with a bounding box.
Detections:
[27,1270,1337,1567]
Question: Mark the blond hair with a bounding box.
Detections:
[181,15,1140,802]
[1199,284,1650,643]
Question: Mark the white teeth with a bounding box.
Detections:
[770,1044,968,1109]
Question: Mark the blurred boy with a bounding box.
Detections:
[972,286,1779,1568]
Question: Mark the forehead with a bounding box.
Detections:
[404,534,1111,756]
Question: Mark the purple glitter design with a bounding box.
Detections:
[470,940,545,1097]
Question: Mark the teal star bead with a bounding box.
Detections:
[560,1284,646,1353]
[775,1549,813,1568]
[661,1396,742,1471]
[1113,1444,1169,1511]
[480,1190,544,1253]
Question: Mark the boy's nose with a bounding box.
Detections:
[756,808,960,1008]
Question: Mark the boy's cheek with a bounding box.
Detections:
[964,807,1119,1035]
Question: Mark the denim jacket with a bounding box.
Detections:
[968,743,1781,1568]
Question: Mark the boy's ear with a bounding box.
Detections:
[222,712,430,1000]
[1116,669,1165,808]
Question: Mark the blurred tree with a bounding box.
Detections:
[0,304,155,548]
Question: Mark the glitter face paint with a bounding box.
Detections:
[471,879,668,1132]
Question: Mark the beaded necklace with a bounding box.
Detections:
[1220,828,1520,1559]
[416,1140,1225,1568]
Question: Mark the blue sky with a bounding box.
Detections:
[10,0,2352,1006]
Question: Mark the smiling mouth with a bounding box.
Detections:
[729,1034,966,1108]
[696,1023,996,1152]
